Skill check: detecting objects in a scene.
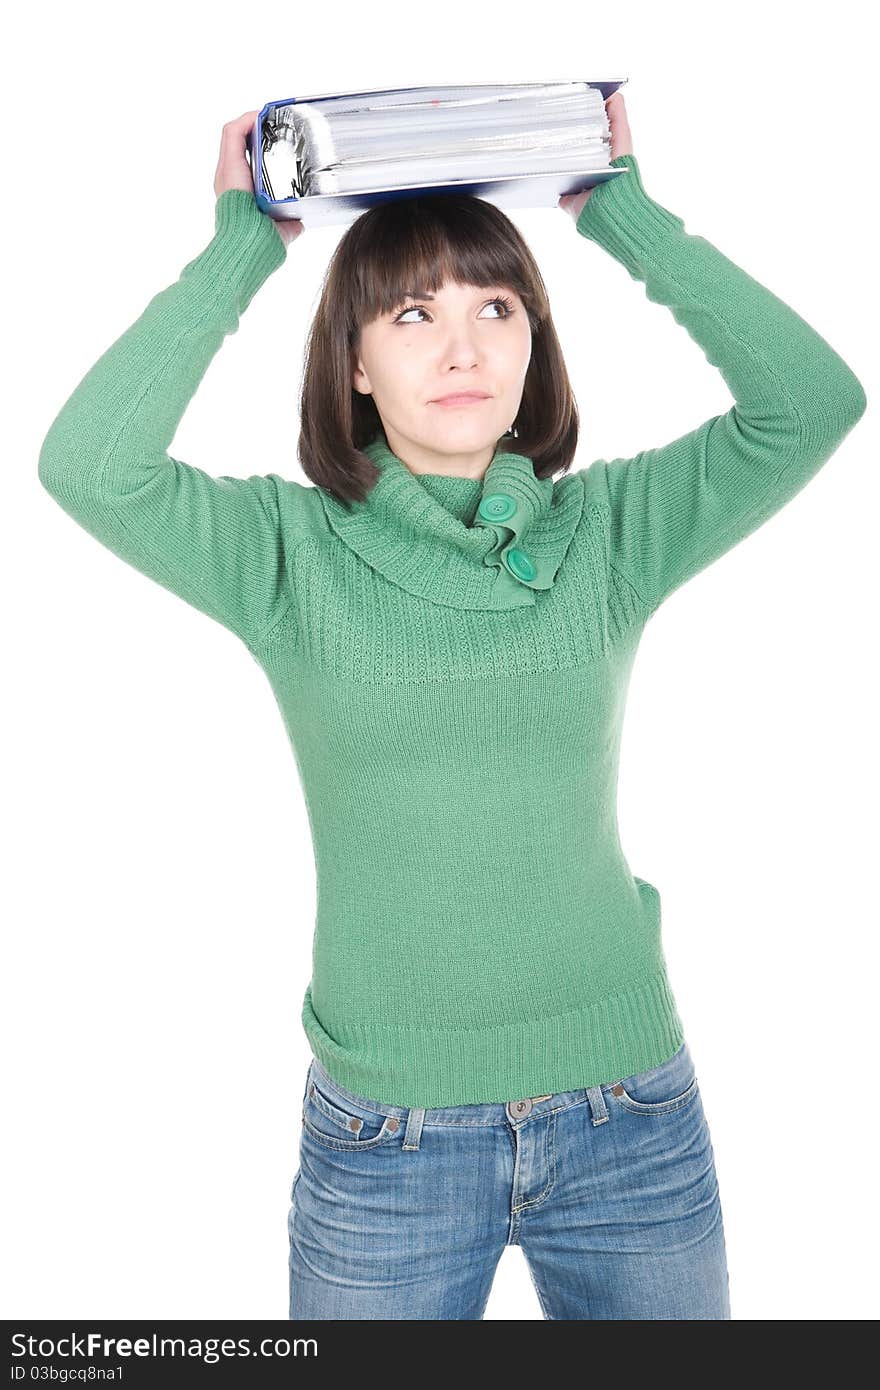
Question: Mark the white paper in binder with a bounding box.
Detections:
[248,79,629,228]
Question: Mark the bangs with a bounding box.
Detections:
[345,194,542,330]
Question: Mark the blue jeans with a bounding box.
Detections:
[288,1039,730,1319]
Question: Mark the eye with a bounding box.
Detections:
[392,294,516,324]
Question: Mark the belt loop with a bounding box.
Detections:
[586,1085,609,1126]
[402,1106,426,1151]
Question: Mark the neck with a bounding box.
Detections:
[380,429,515,484]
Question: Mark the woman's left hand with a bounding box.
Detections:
[559,90,634,223]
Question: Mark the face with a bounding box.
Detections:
[351,280,532,479]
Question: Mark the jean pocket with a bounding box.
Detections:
[301,1068,402,1152]
[605,1043,700,1115]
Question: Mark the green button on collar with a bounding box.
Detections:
[504,547,537,582]
[477,492,517,523]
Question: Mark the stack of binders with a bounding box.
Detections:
[248,79,629,227]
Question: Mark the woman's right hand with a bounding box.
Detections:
[214,110,305,248]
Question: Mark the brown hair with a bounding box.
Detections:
[297,192,579,504]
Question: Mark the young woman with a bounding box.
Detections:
[38,95,866,1320]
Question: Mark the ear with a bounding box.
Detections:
[351,349,371,396]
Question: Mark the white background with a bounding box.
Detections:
[4,0,876,1322]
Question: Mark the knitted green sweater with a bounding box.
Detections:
[38,154,866,1106]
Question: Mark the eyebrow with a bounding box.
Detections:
[395,287,513,303]
[388,285,515,315]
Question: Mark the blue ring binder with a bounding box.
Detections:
[246,80,630,228]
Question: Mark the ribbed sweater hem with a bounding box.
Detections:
[301,968,686,1108]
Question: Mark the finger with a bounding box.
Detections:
[218,110,260,155]
[605,91,633,159]
[214,112,261,196]
[558,187,591,220]
[228,110,261,131]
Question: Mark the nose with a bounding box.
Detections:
[437,321,484,367]
[442,342,480,370]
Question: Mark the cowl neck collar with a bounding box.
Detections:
[317,433,583,611]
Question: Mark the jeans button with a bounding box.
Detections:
[506,1098,532,1121]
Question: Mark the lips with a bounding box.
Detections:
[430,393,491,405]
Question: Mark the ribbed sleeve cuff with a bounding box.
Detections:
[575,152,686,274]
[178,188,287,314]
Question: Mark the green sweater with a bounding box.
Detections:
[38,154,867,1107]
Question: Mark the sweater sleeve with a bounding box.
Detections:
[37,189,292,652]
[575,153,868,617]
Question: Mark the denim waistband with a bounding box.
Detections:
[306,1039,693,1129]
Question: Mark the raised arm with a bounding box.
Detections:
[575,152,867,617]
[38,188,293,652]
